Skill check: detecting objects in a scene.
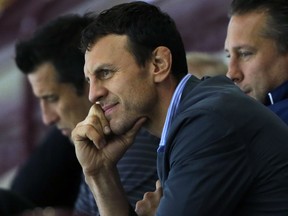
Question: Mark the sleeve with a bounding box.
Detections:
[156,109,252,216]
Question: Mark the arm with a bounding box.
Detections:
[72,104,146,216]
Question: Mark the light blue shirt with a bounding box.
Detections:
[158,74,191,152]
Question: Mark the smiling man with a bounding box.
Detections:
[225,0,288,124]
[15,13,159,216]
[72,2,288,216]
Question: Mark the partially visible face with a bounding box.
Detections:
[28,62,91,137]
[225,11,288,103]
[84,34,157,135]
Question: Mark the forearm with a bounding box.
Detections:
[84,165,131,216]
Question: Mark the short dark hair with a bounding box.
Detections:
[15,14,94,95]
[81,1,188,82]
[230,0,288,54]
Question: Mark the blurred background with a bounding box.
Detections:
[0,0,230,186]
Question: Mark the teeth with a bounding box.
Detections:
[95,101,101,104]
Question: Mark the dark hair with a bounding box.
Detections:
[81,1,188,81]
[15,13,94,95]
[230,0,288,54]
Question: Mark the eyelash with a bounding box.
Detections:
[225,51,252,59]
[97,69,115,80]
[239,51,252,58]
[43,96,58,103]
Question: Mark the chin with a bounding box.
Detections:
[110,119,134,135]
[110,125,127,136]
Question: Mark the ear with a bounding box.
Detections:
[151,46,172,83]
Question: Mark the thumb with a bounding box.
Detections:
[156,180,162,190]
[106,117,147,162]
[122,117,147,147]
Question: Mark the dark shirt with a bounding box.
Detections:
[11,127,82,209]
[0,188,35,216]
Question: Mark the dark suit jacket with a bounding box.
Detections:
[157,75,288,215]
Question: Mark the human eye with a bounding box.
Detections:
[45,95,59,103]
[238,50,253,58]
[225,51,231,59]
[97,68,115,80]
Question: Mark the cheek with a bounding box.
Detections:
[131,85,156,113]
[243,59,266,82]
[245,61,271,94]
[58,101,76,119]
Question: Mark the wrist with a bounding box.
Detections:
[84,165,131,216]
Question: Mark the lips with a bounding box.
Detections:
[102,104,114,112]
[102,103,118,116]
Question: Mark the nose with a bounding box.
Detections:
[40,103,59,126]
[88,80,107,103]
[226,58,244,83]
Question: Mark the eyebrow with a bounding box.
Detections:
[225,45,255,52]
[92,63,115,74]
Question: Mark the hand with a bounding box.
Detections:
[135,180,163,216]
[71,103,146,176]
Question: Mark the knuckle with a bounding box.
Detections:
[143,191,154,199]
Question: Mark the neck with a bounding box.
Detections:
[146,77,178,138]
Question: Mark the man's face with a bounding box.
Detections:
[84,35,157,135]
[225,11,288,103]
[28,62,91,137]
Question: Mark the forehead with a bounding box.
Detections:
[28,62,58,84]
[225,12,267,47]
[27,62,66,96]
[84,35,132,73]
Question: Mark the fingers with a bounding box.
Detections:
[156,180,161,190]
[72,120,105,149]
[135,179,162,216]
[135,190,159,216]
[88,104,111,135]
[72,104,147,152]
[72,104,109,149]
[135,198,151,216]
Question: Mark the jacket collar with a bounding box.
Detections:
[266,80,288,105]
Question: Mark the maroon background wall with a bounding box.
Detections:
[0,0,231,175]
[0,0,230,51]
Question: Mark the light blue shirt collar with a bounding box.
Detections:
[158,74,191,152]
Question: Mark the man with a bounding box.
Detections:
[72,2,288,216]
[225,0,288,125]
[14,13,159,215]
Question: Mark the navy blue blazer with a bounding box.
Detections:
[157,75,288,216]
